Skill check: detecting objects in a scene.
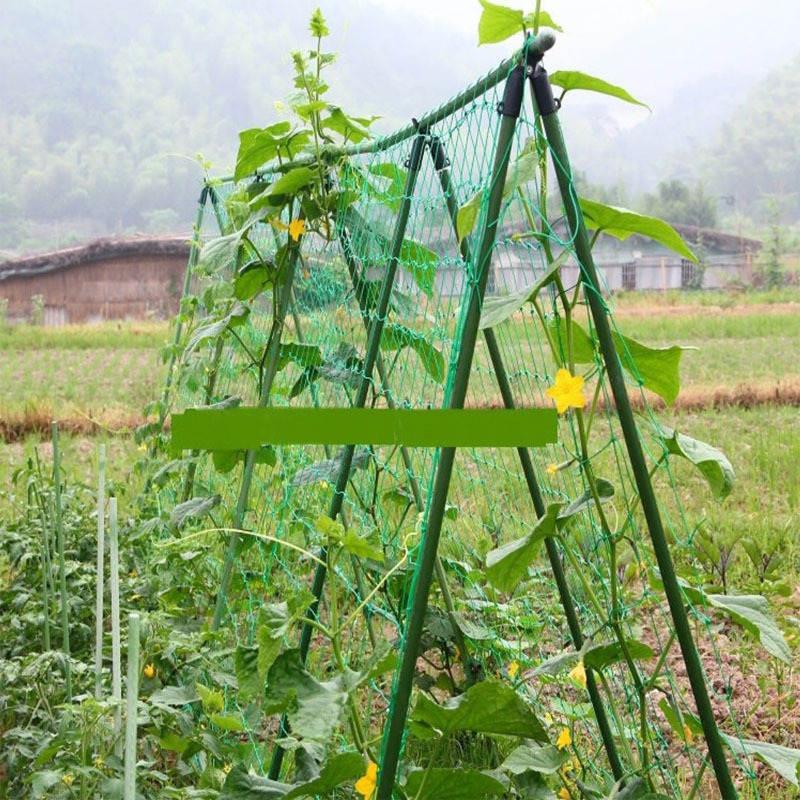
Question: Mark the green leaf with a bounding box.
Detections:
[186,303,250,353]
[235,646,261,702]
[234,121,292,182]
[522,10,563,31]
[278,342,324,370]
[721,734,800,787]
[707,594,790,663]
[170,495,220,529]
[381,323,445,383]
[457,191,482,243]
[549,71,649,109]
[284,752,365,800]
[342,530,384,562]
[405,768,506,800]
[501,742,568,775]
[234,262,272,301]
[264,650,348,742]
[478,0,524,45]
[220,766,291,799]
[479,255,567,329]
[322,107,376,144]
[399,238,438,297]
[291,447,370,486]
[579,198,698,263]
[195,682,224,714]
[210,713,245,732]
[558,478,615,521]
[613,334,689,405]
[411,678,548,741]
[485,504,562,593]
[267,166,317,199]
[309,8,329,37]
[547,318,596,364]
[657,425,735,499]
[583,639,654,671]
[149,684,199,708]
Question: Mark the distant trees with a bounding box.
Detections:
[642,180,717,229]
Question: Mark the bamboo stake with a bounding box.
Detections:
[123,612,140,800]
[51,422,71,699]
[109,496,122,754]
[95,444,107,699]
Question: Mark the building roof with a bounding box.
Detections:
[0,236,192,282]
[670,224,761,254]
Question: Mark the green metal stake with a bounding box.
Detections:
[375,63,525,800]
[95,444,107,699]
[123,612,140,800]
[212,234,304,629]
[534,64,738,799]
[51,422,71,699]
[109,496,123,756]
[156,185,209,437]
[338,225,475,682]
[268,131,429,780]
[428,134,624,781]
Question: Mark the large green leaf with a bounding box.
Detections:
[322,107,377,144]
[707,594,790,663]
[523,10,562,31]
[234,262,272,301]
[264,650,347,742]
[479,254,568,330]
[234,121,292,181]
[220,766,291,799]
[558,478,615,521]
[477,0,525,44]
[399,237,438,297]
[549,71,649,109]
[411,679,548,741]
[266,166,318,200]
[284,752,366,799]
[501,743,568,775]
[381,323,445,383]
[551,317,689,405]
[583,639,654,671]
[613,335,689,405]
[658,426,735,499]
[485,504,562,593]
[579,198,698,262]
[170,495,220,529]
[721,734,800,787]
[405,768,506,800]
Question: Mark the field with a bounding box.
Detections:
[1,288,799,799]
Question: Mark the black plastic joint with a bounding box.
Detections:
[428,137,449,172]
[531,64,558,116]
[500,64,525,118]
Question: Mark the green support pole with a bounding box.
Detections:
[427,134,624,782]
[375,63,525,800]
[52,422,72,699]
[534,64,738,799]
[156,185,209,437]
[337,227,476,683]
[123,612,140,800]
[94,443,106,699]
[267,130,428,780]
[212,234,304,629]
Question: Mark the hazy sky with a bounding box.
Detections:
[267,0,798,131]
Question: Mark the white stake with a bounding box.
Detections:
[109,496,122,755]
[123,612,140,800]
[94,444,106,699]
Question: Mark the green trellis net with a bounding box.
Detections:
[140,38,777,800]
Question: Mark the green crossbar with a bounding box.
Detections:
[171,408,557,451]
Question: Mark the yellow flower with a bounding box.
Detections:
[355,761,378,799]
[62,773,75,786]
[559,788,571,800]
[546,462,558,475]
[94,755,105,769]
[508,660,520,679]
[288,218,306,242]
[143,663,156,679]
[683,723,694,744]
[568,661,587,689]
[546,369,586,415]
[556,727,572,750]
[223,763,232,775]
[543,712,554,726]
